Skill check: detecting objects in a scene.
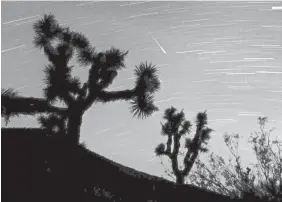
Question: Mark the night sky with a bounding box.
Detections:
[2,1,282,178]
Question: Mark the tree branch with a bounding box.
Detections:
[2,96,67,115]
[183,129,201,175]
[171,135,181,177]
[43,42,58,66]
[82,88,136,112]
[165,135,172,156]
[183,151,199,176]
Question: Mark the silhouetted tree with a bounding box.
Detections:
[2,14,160,145]
[188,117,282,201]
[155,107,212,184]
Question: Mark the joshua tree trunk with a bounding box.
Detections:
[176,175,184,185]
[183,152,199,176]
[67,104,83,145]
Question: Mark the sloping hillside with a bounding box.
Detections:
[2,128,235,202]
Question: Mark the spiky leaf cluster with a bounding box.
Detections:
[104,48,128,70]
[77,47,96,66]
[134,62,160,94]
[130,62,160,119]
[155,143,166,156]
[33,14,62,49]
[160,107,191,137]
[130,93,158,119]
[196,110,208,130]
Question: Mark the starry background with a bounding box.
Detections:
[2,1,282,178]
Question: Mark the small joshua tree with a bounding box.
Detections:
[1,14,161,145]
[155,106,212,184]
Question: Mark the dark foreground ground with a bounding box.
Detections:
[2,128,265,202]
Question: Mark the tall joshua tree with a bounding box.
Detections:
[1,14,160,145]
[155,107,212,185]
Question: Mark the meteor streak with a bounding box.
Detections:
[149,32,167,55]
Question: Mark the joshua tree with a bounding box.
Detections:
[155,107,212,184]
[1,14,160,145]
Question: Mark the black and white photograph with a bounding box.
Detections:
[1,1,282,202]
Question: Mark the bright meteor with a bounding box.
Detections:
[149,32,167,55]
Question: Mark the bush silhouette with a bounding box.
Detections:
[188,117,281,202]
